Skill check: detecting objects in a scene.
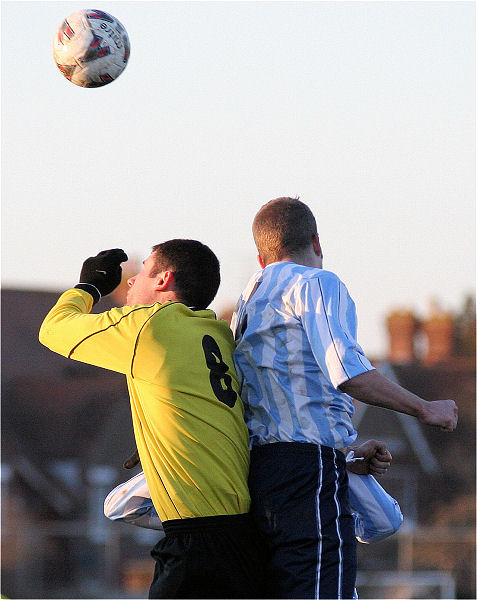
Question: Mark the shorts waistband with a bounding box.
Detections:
[251,441,345,464]
[163,513,253,535]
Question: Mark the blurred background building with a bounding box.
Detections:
[1,285,475,599]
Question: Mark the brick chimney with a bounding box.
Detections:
[422,301,455,365]
[386,310,419,364]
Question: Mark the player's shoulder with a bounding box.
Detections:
[295,267,352,300]
[297,266,343,287]
[258,262,345,294]
[120,301,164,315]
[146,301,221,325]
[117,301,175,325]
[303,266,339,280]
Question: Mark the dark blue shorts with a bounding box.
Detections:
[249,442,357,599]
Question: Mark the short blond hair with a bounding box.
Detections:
[252,197,318,265]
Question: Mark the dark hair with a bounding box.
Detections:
[252,197,318,265]
[151,239,220,310]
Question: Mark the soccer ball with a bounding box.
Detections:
[53,9,130,88]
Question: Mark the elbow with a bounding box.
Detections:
[38,321,61,354]
[390,506,404,534]
[338,368,377,400]
[38,323,49,348]
[339,377,364,398]
[356,519,403,544]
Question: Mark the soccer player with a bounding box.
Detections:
[39,241,266,599]
[230,197,458,599]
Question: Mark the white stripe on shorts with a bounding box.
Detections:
[315,445,323,599]
[333,449,344,599]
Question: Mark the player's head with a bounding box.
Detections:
[252,197,322,266]
[127,240,220,309]
[151,239,220,310]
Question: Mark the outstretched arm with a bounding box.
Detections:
[339,369,458,431]
[39,248,137,373]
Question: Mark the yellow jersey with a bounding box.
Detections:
[39,289,251,522]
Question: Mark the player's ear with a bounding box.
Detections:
[154,270,175,291]
[312,235,323,259]
[257,255,265,269]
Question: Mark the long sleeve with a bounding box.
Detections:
[39,288,146,375]
[348,472,403,543]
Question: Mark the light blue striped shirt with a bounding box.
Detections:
[231,262,375,448]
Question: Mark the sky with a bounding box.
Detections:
[1,0,475,357]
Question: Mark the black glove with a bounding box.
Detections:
[75,248,128,304]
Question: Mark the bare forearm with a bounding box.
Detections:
[339,370,425,418]
[339,369,458,431]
